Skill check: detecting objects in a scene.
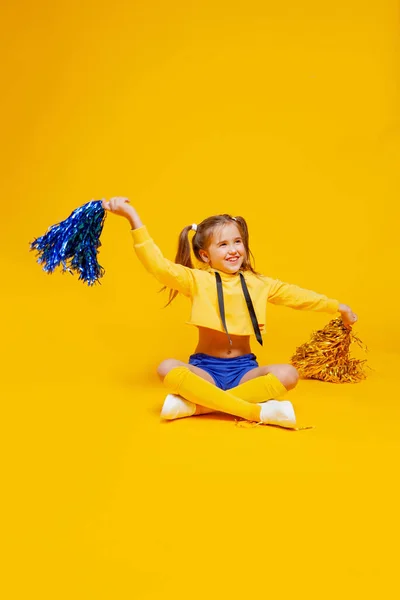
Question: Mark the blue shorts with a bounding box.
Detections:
[188,353,259,390]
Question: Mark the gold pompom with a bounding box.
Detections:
[290,317,368,383]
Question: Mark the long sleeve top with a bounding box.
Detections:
[132,226,339,337]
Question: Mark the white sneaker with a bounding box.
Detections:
[160,394,196,420]
[258,400,296,429]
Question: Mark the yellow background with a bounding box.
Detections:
[1,1,400,598]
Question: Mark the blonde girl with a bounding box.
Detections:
[102,197,357,428]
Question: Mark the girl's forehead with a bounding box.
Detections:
[211,222,241,243]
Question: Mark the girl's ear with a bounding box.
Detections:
[199,250,209,263]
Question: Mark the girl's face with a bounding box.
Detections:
[199,222,246,274]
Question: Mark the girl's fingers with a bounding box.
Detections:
[110,196,129,203]
[344,313,357,328]
[102,196,130,212]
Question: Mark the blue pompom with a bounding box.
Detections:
[30,200,107,286]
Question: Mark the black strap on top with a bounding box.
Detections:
[215,272,263,347]
[239,273,263,346]
[215,271,232,348]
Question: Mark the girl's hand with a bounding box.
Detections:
[102,197,134,220]
[338,303,358,329]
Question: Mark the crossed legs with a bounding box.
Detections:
[157,359,299,423]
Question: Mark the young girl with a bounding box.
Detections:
[102,197,358,428]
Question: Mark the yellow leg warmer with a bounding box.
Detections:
[164,367,261,422]
[193,373,288,415]
[230,373,288,402]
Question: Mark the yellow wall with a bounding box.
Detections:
[2,0,400,361]
[2,2,400,598]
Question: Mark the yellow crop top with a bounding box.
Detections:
[132,226,340,337]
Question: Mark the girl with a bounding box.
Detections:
[102,197,358,428]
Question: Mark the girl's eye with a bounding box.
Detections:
[220,243,226,247]
[235,240,241,244]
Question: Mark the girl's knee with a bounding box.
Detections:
[157,358,185,380]
[282,365,299,390]
[266,364,299,390]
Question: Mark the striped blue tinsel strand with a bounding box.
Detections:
[30,200,107,286]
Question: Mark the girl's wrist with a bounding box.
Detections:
[127,210,143,230]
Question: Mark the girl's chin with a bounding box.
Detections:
[222,261,242,272]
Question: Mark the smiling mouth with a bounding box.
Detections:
[226,257,240,263]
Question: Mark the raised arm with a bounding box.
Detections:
[102,197,194,297]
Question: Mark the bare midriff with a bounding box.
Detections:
[194,326,252,358]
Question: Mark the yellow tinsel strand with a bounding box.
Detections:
[235,419,315,431]
[290,317,368,383]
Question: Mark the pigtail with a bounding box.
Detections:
[162,225,194,306]
[234,215,248,238]
[175,225,195,270]
[233,215,258,275]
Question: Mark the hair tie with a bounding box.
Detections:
[232,217,237,221]
[191,223,198,232]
